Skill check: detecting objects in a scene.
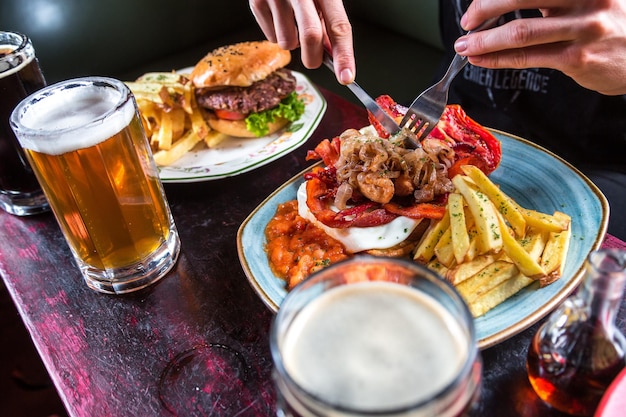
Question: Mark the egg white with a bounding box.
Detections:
[296,183,420,253]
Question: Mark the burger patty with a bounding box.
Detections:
[196,68,297,115]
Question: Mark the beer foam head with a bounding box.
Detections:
[0,32,35,76]
[0,46,34,77]
[11,77,135,155]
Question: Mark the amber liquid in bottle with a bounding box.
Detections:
[527,314,626,415]
[526,249,626,416]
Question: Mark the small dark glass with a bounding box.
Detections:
[0,31,48,215]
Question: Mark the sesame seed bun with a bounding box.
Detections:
[190,41,291,89]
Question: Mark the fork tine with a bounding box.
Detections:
[408,118,425,133]
[403,114,426,134]
[401,112,436,141]
[398,16,502,145]
[415,123,436,141]
[411,120,429,139]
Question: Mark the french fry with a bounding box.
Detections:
[126,71,227,166]
[468,273,535,318]
[189,94,210,139]
[204,130,229,148]
[540,211,571,284]
[155,110,174,150]
[456,260,519,303]
[518,206,570,233]
[125,82,169,103]
[152,130,203,166]
[461,165,526,237]
[446,254,497,286]
[413,168,572,318]
[434,226,456,268]
[464,224,480,261]
[413,213,450,263]
[448,193,470,264]
[497,213,546,278]
[427,258,449,277]
[452,175,502,254]
[170,108,186,140]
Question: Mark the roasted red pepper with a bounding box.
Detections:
[304,97,502,228]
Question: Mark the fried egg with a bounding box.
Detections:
[296,183,420,253]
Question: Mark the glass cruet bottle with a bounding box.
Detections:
[526,249,626,416]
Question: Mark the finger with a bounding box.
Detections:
[291,0,326,68]
[249,0,279,43]
[316,0,355,84]
[461,0,573,31]
[455,17,577,56]
[268,0,300,50]
[466,42,572,72]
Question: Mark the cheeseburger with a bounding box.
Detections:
[190,41,304,138]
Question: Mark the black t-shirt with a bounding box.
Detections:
[437,1,626,172]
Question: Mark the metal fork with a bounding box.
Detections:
[322,50,422,148]
[400,16,501,140]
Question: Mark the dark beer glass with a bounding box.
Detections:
[0,31,49,215]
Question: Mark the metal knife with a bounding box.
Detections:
[322,50,404,138]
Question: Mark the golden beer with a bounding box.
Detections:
[10,77,180,293]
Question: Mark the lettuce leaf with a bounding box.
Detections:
[245,92,305,137]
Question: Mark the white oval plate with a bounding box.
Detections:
[158,71,326,183]
[237,130,609,349]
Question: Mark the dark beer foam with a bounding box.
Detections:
[0,43,33,76]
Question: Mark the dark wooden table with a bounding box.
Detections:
[1,87,625,417]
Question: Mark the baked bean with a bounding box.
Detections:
[265,200,349,289]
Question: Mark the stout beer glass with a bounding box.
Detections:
[271,256,482,417]
[0,31,49,215]
[10,77,180,294]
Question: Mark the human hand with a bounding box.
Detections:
[249,0,356,84]
[454,0,626,95]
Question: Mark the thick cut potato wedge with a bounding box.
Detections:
[413,168,572,317]
[414,212,450,263]
[447,193,471,264]
[452,175,503,254]
[468,273,535,318]
[461,165,526,237]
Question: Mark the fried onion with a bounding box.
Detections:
[334,128,455,207]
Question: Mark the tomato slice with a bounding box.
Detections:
[214,109,246,120]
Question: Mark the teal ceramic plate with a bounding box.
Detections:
[237,130,609,349]
[158,71,326,183]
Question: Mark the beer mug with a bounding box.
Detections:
[10,77,180,294]
[270,255,482,417]
[0,31,49,216]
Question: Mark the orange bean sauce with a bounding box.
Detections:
[265,200,349,289]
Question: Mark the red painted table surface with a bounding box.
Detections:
[1,88,624,417]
